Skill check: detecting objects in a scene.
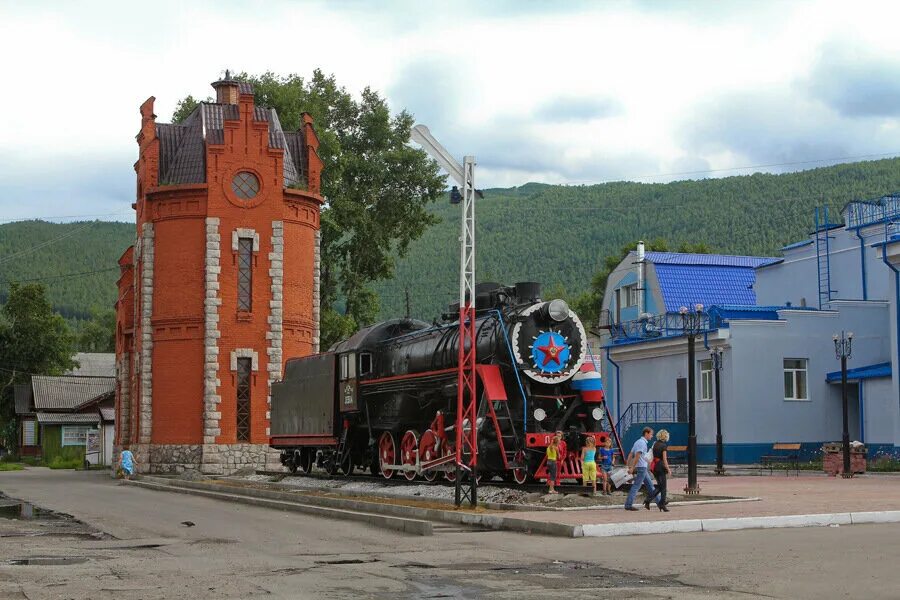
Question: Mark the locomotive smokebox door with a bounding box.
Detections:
[338,353,358,411]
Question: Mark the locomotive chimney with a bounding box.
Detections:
[636,241,645,315]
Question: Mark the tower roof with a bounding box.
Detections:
[155,80,305,187]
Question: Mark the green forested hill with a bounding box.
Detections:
[3,157,900,324]
[374,157,900,319]
[0,220,134,319]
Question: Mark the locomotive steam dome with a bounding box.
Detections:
[511,299,587,384]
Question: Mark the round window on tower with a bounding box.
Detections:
[231,171,260,200]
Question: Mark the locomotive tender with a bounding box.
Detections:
[269,282,616,483]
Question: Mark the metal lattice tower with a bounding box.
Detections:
[409,125,479,506]
[454,156,479,507]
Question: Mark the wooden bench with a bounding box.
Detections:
[664,445,687,469]
[760,443,801,475]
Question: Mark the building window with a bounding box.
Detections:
[62,425,94,446]
[784,358,808,401]
[626,285,640,307]
[23,420,36,446]
[237,237,253,312]
[236,357,252,442]
[699,359,713,401]
[232,171,260,200]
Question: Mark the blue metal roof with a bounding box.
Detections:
[644,252,779,268]
[655,264,759,312]
[826,362,891,383]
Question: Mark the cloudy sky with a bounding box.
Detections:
[2,0,900,223]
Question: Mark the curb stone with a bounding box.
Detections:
[126,479,433,536]
[580,511,900,537]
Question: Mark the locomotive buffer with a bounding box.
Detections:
[410,125,479,507]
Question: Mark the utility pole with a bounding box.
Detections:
[404,287,411,319]
[681,304,704,494]
[410,125,479,507]
[711,347,725,475]
[833,331,853,478]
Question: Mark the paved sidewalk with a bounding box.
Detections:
[504,474,900,526]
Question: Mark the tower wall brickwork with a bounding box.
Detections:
[114,77,324,474]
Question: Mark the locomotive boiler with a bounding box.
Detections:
[269,282,618,484]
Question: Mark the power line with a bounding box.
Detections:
[1,267,120,285]
[0,222,98,265]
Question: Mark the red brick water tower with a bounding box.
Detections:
[115,75,324,474]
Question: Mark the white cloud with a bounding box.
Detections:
[2,0,900,221]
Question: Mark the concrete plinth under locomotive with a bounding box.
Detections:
[270,282,620,483]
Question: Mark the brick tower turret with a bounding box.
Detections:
[115,75,324,474]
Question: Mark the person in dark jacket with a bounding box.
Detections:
[644,429,671,512]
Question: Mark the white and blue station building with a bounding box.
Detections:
[594,195,900,463]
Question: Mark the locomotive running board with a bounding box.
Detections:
[421,454,456,471]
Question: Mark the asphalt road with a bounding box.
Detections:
[0,468,896,599]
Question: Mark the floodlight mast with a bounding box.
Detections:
[409,124,478,507]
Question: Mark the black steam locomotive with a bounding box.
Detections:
[269,282,613,483]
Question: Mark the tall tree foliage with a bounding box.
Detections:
[0,284,75,449]
[174,70,447,348]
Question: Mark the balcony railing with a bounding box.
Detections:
[609,311,719,343]
[615,401,678,436]
[845,193,900,229]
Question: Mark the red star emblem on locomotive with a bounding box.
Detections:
[536,335,567,366]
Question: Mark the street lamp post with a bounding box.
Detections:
[833,331,853,479]
[710,347,725,475]
[680,304,704,494]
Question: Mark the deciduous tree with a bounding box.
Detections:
[174,71,446,348]
[0,284,75,449]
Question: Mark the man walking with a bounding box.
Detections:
[624,427,660,511]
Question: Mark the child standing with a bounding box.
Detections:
[598,436,616,495]
[580,436,598,495]
[545,435,560,494]
[119,446,135,480]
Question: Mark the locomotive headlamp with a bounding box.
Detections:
[591,407,604,421]
[547,299,569,322]
[533,408,547,422]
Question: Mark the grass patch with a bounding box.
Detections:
[0,463,24,471]
[20,457,42,466]
[46,456,83,470]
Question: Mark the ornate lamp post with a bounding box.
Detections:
[833,331,853,479]
[710,347,725,475]
[680,304,704,494]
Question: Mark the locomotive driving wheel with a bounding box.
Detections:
[400,430,419,481]
[419,430,439,482]
[378,432,397,479]
[512,450,529,485]
[298,449,313,475]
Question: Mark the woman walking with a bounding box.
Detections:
[644,429,671,512]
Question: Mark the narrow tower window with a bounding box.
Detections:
[237,237,253,311]
[236,357,252,442]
